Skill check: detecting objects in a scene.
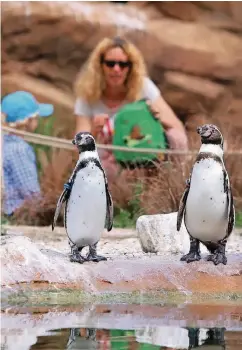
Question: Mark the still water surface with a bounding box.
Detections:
[30,327,242,349]
[3,326,242,350]
[1,303,242,349]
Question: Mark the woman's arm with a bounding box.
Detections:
[74,97,110,138]
[147,96,185,132]
[148,96,189,150]
[75,115,92,134]
[143,77,186,132]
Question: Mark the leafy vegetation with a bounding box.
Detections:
[235,212,242,228]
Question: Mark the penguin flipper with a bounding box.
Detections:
[52,187,70,231]
[224,171,235,237]
[105,185,114,232]
[94,159,114,231]
[227,191,235,236]
[177,180,190,231]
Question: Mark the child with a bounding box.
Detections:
[1,91,54,216]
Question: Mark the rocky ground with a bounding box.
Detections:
[1,220,242,350]
[2,225,147,259]
[1,219,242,301]
[2,223,242,259]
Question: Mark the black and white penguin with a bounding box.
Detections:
[66,328,97,349]
[187,327,225,349]
[177,124,235,265]
[52,132,113,264]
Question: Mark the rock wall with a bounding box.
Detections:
[2,1,242,142]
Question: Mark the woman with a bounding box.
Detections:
[74,36,188,177]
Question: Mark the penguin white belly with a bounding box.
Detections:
[66,162,106,247]
[185,158,228,242]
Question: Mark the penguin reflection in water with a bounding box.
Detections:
[66,328,97,349]
[52,132,113,263]
[177,124,235,265]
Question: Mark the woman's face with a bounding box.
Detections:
[102,47,131,88]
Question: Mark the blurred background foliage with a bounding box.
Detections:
[2,1,242,227]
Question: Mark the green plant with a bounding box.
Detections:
[235,212,242,227]
[1,214,11,226]
[113,208,136,228]
[113,179,144,228]
[33,115,55,174]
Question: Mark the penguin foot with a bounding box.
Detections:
[70,252,86,264]
[86,253,107,262]
[207,253,227,265]
[86,243,107,263]
[180,252,201,263]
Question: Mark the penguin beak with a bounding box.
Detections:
[72,139,76,145]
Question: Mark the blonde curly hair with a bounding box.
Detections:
[74,36,147,104]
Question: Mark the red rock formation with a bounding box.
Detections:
[2,1,242,141]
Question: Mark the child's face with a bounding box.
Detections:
[28,117,39,132]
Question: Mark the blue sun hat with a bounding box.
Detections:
[1,91,54,125]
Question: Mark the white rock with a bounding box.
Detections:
[136,212,208,255]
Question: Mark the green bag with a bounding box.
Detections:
[112,99,168,166]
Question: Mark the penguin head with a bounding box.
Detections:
[72,132,96,152]
[197,124,224,147]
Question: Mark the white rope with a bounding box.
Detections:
[2,125,242,155]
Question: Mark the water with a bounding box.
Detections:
[1,303,242,349]
[2,327,241,349]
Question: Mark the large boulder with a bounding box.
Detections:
[144,19,242,81]
[136,212,242,255]
[160,71,227,115]
[136,212,191,254]
[134,1,242,29]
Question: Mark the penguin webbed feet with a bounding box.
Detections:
[181,237,201,263]
[206,241,227,265]
[207,253,227,265]
[86,243,107,263]
[70,245,86,264]
[181,251,201,263]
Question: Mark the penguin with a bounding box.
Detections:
[52,132,113,264]
[177,124,235,265]
[66,328,97,349]
[187,327,225,349]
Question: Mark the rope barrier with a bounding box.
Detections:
[2,125,242,155]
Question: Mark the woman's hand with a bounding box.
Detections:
[92,114,109,136]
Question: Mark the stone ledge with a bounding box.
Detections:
[1,236,242,298]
